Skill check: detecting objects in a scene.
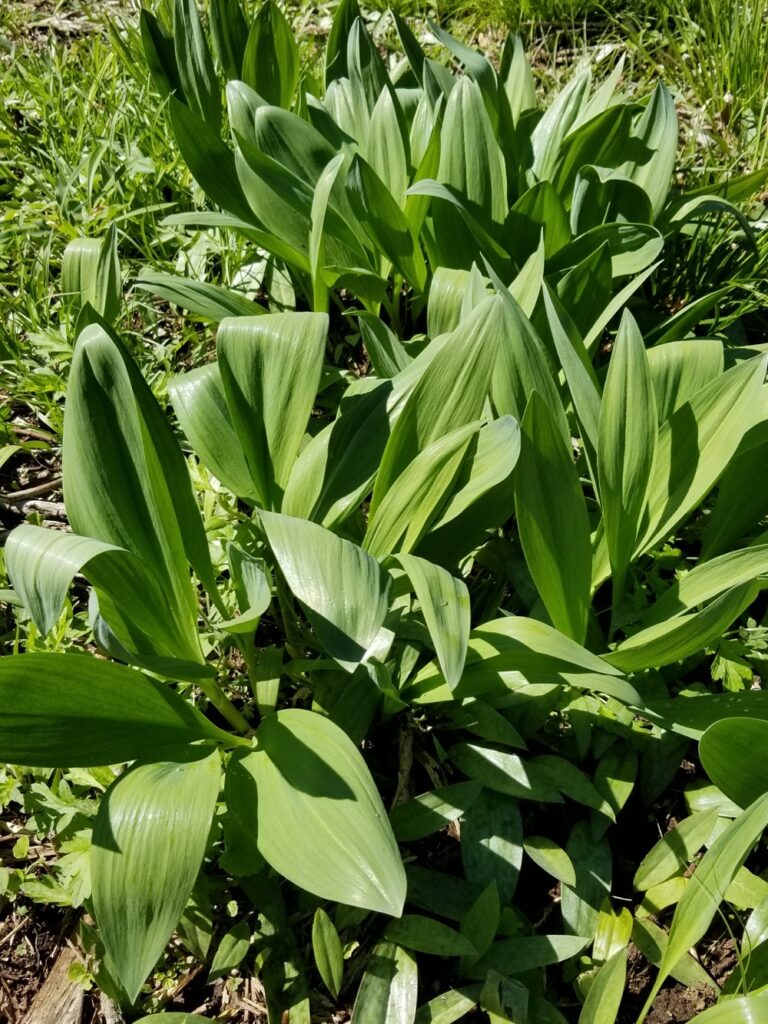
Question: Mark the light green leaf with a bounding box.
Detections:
[605,582,758,672]
[228,710,405,915]
[685,996,768,1023]
[515,391,592,643]
[0,653,227,767]
[371,296,505,508]
[92,747,221,1002]
[461,789,523,903]
[384,915,476,957]
[217,313,327,508]
[174,0,221,130]
[209,0,247,80]
[62,227,121,327]
[469,935,590,979]
[63,323,214,649]
[392,554,470,689]
[646,339,724,423]
[134,270,264,322]
[645,690,768,740]
[169,363,256,501]
[351,942,417,1024]
[578,948,626,1024]
[312,908,344,999]
[451,746,562,804]
[641,794,768,1015]
[700,719,768,810]
[259,511,390,672]
[241,0,299,109]
[414,988,477,1024]
[634,810,719,891]
[637,355,768,555]
[598,311,657,595]
[364,87,409,205]
[532,69,591,182]
[216,543,270,635]
[622,84,677,217]
[208,921,251,981]
[523,836,576,886]
[642,544,768,626]
[390,782,483,842]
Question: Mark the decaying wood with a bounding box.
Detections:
[20,944,83,1024]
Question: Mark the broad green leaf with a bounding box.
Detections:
[346,155,427,291]
[506,181,571,261]
[217,313,327,508]
[384,916,476,957]
[312,908,344,999]
[259,512,390,672]
[434,78,506,265]
[133,270,264,322]
[461,789,523,903]
[532,70,591,182]
[553,104,639,198]
[500,34,536,124]
[548,222,663,279]
[406,614,636,706]
[414,989,477,1024]
[646,339,724,423]
[351,942,417,1024]
[451,745,562,804]
[6,525,204,671]
[622,84,677,217]
[325,0,360,85]
[555,243,612,341]
[488,286,570,448]
[356,312,411,377]
[427,268,471,337]
[135,1016,212,1024]
[168,97,253,222]
[469,935,590,979]
[228,710,405,915]
[173,0,220,129]
[392,554,470,689]
[642,544,768,626]
[703,423,768,558]
[241,0,299,109]
[310,154,346,311]
[570,166,652,235]
[598,311,657,595]
[0,653,228,767]
[216,543,270,634]
[209,0,247,80]
[92,747,221,1002]
[578,948,626,1024]
[632,917,713,990]
[605,581,758,672]
[633,810,719,891]
[685,996,768,1023]
[62,227,121,327]
[347,17,391,117]
[364,87,409,205]
[208,921,251,981]
[371,296,505,507]
[532,754,615,820]
[169,363,255,501]
[64,323,214,645]
[390,782,483,842]
[645,690,768,740]
[460,882,499,965]
[427,19,498,126]
[637,355,768,555]
[641,794,768,1015]
[140,9,185,102]
[700,719,768,810]
[515,391,592,643]
[561,820,612,938]
[523,836,576,886]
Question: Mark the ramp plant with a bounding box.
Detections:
[4,3,768,1022]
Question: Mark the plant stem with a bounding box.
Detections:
[198,676,254,736]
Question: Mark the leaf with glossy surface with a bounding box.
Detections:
[634,810,719,891]
[390,782,482,842]
[92,747,221,1002]
[217,313,327,508]
[134,270,264,322]
[260,512,390,671]
[700,719,768,810]
[228,710,405,914]
[515,391,592,643]
[351,942,417,1024]
[385,916,475,957]
[598,311,657,595]
[0,654,227,767]
[169,363,255,501]
[392,554,470,689]
[642,794,768,1015]
[312,908,344,999]
[241,0,299,108]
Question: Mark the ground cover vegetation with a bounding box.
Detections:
[2,1,768,1022]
